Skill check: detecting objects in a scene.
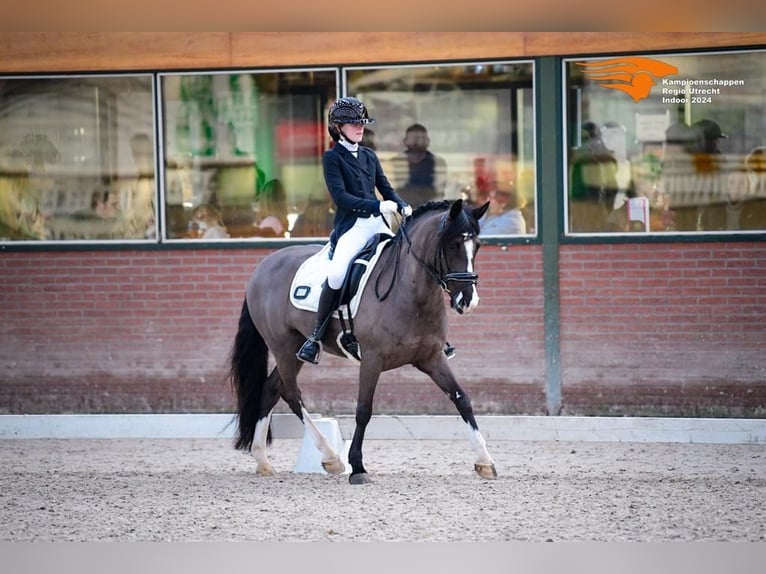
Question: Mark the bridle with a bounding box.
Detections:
[375,214,479,307]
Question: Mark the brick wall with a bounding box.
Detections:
[1,241,763,417]
[1,249,260,413]
[560,242,766,416]
[0,245,545,415]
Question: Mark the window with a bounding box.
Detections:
[1,61,538,244]
[565,50,766,235]
[0,75,155,242]
[346,61,536,237]
[159,69,338,240]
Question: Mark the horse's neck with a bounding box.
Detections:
[401,218,444,304]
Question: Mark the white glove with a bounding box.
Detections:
[379,200,399,215]
[401,204,413,217]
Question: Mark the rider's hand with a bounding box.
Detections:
[379,200,399,215]
[399,203,413,217]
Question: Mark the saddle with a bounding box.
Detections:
[290,233,393,360]
[338,233,391,307]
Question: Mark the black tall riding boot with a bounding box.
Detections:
[296,283,341,364]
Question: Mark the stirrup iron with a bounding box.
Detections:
[297,337,322,364]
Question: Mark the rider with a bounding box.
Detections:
[297,96,412,364]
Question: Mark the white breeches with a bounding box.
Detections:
[326,215,391,290]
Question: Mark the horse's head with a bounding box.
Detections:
[436,199,489,315]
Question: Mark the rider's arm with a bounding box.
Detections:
[323,151,382,217]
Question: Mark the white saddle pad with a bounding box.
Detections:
[290,237,392,319]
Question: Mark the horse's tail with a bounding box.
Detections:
[228,298,270,451]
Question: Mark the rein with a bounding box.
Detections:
[374,215,478,302]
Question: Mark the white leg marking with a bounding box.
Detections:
[252,410,274,474]
[301,407,339,462]
[466,423,494,466]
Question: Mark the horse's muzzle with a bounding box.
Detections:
[451,286,480,315]
[446,272,479,315]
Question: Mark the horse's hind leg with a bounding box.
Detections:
[251,367,283,476]
[275,351,346,476]
[300,412,346,475]
[417,356,497,479]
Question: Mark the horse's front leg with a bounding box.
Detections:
[275,352,346,476]
[417,355,497,479]
[347,357,382,485]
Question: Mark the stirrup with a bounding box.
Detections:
[297,338,322,364]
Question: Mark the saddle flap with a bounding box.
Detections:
[290,234,392,318]
[338,233,389,306]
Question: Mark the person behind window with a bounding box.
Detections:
[187,204,229,239]
[92,188,121,219]
[657,121,697,231]
[296,97,412,365]
[479,184,527,235]
[569,121,619,232]
[66,185,123,239]
[689,119,731,231]
[204,160,265,237]
[254,178,290,238]
[659,119,737,231]
[291,185,335,238]
[390,123,448,208]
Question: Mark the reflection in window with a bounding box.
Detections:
[346,61,536,236]
[0,76,156,241]
[566,50,766,234]
[160,70,337,240]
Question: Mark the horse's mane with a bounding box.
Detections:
[404,200,479,241]
[409,200,451,221]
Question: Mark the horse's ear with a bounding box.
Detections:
[472,201,490,221]
[449,198,464,219]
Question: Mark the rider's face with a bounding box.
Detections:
[340,123,365,144]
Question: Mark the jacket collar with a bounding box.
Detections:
[333,143,372,176]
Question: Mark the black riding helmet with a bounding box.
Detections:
[328,97,376,142]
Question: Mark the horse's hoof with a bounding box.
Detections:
[256,464,276,477]
[349,472,372,485]
[474,463,498,480]
[322,456,346,475]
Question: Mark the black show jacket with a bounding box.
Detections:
[322,143,407,245]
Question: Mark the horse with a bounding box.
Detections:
[227,198,497,484]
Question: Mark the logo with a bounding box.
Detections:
[576,56,679,102]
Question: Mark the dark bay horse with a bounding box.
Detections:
[228,199,497,484]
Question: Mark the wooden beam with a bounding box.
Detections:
[1,32,763,73]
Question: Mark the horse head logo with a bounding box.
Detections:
[576,56,678,102]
